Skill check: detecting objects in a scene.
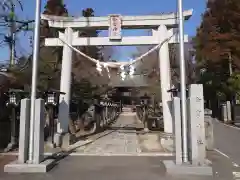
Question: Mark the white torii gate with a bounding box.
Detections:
[41,9,192,134]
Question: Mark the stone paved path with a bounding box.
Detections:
[75,113,142,154]
[1,113,239,179]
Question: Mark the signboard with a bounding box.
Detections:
[123,92,131,96]
[109,14,122,40]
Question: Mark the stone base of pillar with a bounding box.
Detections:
[52,132,69,149]
[54,133,63,147]
[56,132,78,150]
[4,159,55,173]
[163,160,213,176]
[160,137,174,152]
[61,133,71,149]
[205,116,214,151]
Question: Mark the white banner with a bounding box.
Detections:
[109,15,122,40]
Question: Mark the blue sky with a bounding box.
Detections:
[0,0,206,62]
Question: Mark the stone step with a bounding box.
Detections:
[122,108,132,112]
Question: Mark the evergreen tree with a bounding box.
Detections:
[43,0,68,16]
[80,8,101,60]
[195,0,240,67]
[36,0,69,91]
[71,8,104,100]
[194,0,240,102]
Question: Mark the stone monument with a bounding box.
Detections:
[163,84,213,176]
[4,99,55,173]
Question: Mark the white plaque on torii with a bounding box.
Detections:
[108,14,122,40]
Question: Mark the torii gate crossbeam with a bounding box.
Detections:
[41,9,192,29]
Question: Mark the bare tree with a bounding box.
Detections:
[170,39,196,85]
[101,46,116,62]
[0,0,34,65]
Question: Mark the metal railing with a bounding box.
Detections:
[68,98,120,137]
[95,100,120,132]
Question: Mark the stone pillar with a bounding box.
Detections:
[226,101,232,122]
[158,25,172,133]
[58,27,73,133]
[221,103,228,122]
[33,99,45,164]
[188,84,206,166]
[18,99,31,164]
[105,105,108,124]
[172,97,182,165]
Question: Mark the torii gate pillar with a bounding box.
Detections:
[158,25,172,133]
[58,27,73,133]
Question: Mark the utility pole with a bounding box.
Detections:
[28,0,41,163]
[9,1,16,66]
[177,0,188,163]
[3,0,33,67]
[228,52,236,108]
[228,52,233,76]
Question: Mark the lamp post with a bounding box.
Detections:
[4,89,28,152]
[177,0,188,163]
[44,91,64,147]
[29,0,42,163]
[4,91,19,152]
